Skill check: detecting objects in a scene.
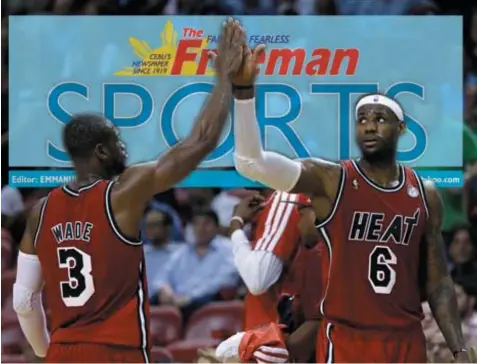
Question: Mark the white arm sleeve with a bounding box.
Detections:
[13,252,49,358]
[230,229,283,295]
[234,98,302,192]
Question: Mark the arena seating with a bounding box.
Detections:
[166,338,221,362]
[184,301,244,340]
[149,306,183,346]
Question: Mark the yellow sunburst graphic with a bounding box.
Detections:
[115,20,214,76]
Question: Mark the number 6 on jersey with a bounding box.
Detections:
[57,247,95,307]
[368,245,397,294]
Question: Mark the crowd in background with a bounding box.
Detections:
[2,0,477,362]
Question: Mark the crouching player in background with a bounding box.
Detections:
[216,191,327,362]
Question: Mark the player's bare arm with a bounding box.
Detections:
[286,320,320,362]
[18,197,45,255]
[231,43,341,220]
[111,19,245,236]
[13,197,50,358]
[423,181,470,362]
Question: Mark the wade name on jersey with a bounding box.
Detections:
[51,221,94,244]
[348,209,420,246]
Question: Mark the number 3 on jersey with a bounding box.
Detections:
[368,245,397,294]
[57,247,95,307]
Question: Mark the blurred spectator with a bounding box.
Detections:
[455,284,477,346]
[211,189,241,229]
[183,189,220,242]
[143,209,183,302]
[423,284,477,361]
[145,200,184,242]
[152,209,239,320]
[211,188,257,236]
[448,226,477,299]
[1,186,24,217]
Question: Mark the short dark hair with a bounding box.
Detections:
[193,208,219,226]
[62,113,114,159]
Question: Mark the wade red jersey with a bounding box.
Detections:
[244,191,313,330]
[319,160,428,330]
[35,180,150,357]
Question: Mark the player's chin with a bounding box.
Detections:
[359,143,381,156]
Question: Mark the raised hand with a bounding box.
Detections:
[233,193,266,224]
[232,41,266,87]
[208,18,245,80]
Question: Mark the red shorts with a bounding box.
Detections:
[46,343,149,363]
[316,319,427,363]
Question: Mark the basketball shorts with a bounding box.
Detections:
[46,342,149,363]
[316,319,427,363]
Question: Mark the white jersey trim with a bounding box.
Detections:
[352,160,406,193]
[413,171,429,219]
[319,227,332,317]
[137,261,149,362]
[104,181,142,246]
[33,197,49,249]
[316,166,346,228]
[62,180,102,197]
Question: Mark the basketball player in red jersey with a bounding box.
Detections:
[228,192,325,362]
[227,42,472,362]
[12,19,245,363]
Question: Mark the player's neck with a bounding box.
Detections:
[73,171,104,189]
[358,157,400,186]
[73,160,109,188]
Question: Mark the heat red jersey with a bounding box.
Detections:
[244,191,312,330]
[319,160,428,329]
[35,180,150,356]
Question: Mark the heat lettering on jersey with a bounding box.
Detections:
[51,222,94,244]
[348,208,420,246]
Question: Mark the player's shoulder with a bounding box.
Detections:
[421,178,437,192]
[415,177,443,214]
[297,157,342,171]
[25,196,50,237]
[30,195,50,220]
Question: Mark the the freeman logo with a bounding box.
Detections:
[115,20,360,77]
[348,209,420,245]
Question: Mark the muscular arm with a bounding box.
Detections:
[112,20,244,218]
[424,182,466,354]
[233,88,341,199]
[13,198,50,357]
[115,77,232,204]
[287,320,319,362]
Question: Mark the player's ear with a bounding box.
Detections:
[95,143,109,161]
[398,120,406,136]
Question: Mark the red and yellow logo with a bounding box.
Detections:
[115,20,359,77]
